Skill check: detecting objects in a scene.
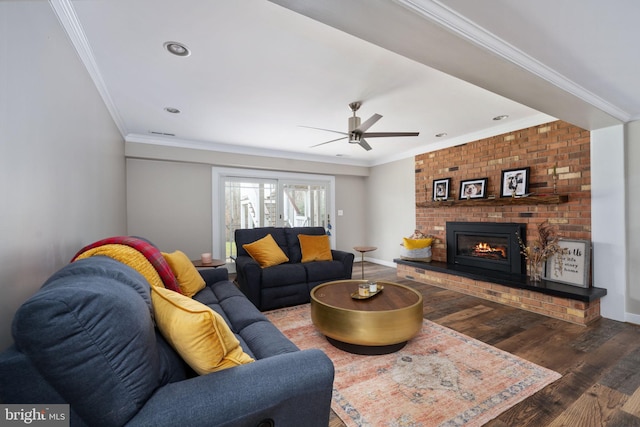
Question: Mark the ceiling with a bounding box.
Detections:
[52,0,638,167]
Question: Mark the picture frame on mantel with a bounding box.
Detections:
[459,178,488,200]
[544,239,591,288]
[500,167,530,197]
[432,178,451,201]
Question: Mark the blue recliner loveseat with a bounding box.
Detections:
[0,256,334,426]
[234,226,354,311]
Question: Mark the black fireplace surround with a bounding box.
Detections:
[446,222,526,274]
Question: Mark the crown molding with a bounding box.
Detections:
[394,0,632,122]
[372,112,557,166]
[49,0,127,136]
[125,133,373,167]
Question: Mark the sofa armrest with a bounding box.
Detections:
[198,267,229,286]
[332,249,355,279]
[128,349,334,427]
[234,255,263,308]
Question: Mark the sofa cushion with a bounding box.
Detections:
[299,234,332,262]
[194,280,268,333]
[284,227,326,263]
[243,234,290,268]
[239,321,300,359]
[304,260,349,282]
[261,263,307,288]
[151,286,254,375]
[12,257,164,426]
[162,250,205,297]
[235,227,288,258]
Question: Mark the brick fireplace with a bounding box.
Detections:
[396,120,606,325]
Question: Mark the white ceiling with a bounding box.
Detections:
[53,0,638,167]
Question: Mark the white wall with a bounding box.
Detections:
[125,149,414,272]
[0,2,126,349]
[591,125,626,322]
[126,159,212,257]
[125,156,369,257]
[625,120,640,321]
[334,174,367,256]
[366,158,416,266]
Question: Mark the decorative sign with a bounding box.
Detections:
[543,239,591,288]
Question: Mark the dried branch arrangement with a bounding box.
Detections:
[517,221,565,280]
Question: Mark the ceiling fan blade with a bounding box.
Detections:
[362,132,420,138]
[358,138,372,151]
[355,113,382,133]
[310,136,347,148]
[299,125,348,136]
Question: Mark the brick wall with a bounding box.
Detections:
[415,120,591,263]
[397,263,600,325]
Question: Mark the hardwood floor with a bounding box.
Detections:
[325,262,640,427]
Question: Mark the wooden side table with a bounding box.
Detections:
[353,246,377,279]
[191,259,226,268]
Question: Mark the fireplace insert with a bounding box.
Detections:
[446,222,526,274]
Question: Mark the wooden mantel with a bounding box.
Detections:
[416,194,568,208]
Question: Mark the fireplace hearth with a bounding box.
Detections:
[447,222,526,274]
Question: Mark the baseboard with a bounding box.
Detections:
[625,312,640,326]
[362,257,397,268]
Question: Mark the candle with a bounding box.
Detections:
[358,283,370,297]
[201,253,212,264]
[369,281,377,293]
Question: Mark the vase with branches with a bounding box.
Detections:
[517,221,565,282]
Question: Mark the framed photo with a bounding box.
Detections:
[432,178,451,201]
[459,178,488,200]
[543,239,591,288]
[500,167,530,197]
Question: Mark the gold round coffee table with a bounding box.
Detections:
[310,280,423,354]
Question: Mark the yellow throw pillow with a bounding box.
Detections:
[299,234,332,263]
[403,237,433,250]
[75,244,165,289]
[162,250,206,297]
[242,234,289,268]
[151,286,254,375]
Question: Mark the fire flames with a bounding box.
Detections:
[473,242,507,258]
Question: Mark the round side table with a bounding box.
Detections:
[353,246,377,279]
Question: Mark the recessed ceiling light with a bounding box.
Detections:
[164,41,190,57]
[493,115,509,121]
[435,133,447,138]
[164,107,181,114]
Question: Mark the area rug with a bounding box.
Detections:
[264,304,561,427]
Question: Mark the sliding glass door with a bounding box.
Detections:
[213,168,334,269]
[280,182,328,229]
[223,178,277,263]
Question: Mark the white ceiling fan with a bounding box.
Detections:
[304,102,420,151]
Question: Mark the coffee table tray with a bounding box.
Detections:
[350,285,384,300]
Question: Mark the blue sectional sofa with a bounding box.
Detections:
[234,226,354,311]
[0,256,334,426]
